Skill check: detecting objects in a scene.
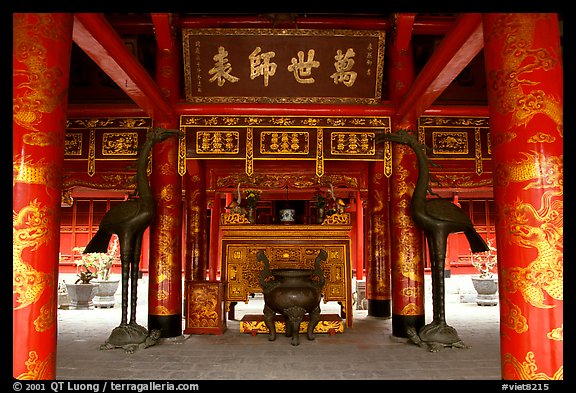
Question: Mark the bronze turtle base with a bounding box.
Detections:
[100,323,161,353]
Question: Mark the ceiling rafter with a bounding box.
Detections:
[151,13,176,53]
[72,13,174,121]
[396,13,484,123]
[392,13,416,52]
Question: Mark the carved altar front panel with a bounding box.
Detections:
[220,224,353,327]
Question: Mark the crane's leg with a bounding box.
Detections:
[101,234,147,349]
[417,232,467,351]
[129,233,143,325]
[119,237,131,327]
[428,233,448,325]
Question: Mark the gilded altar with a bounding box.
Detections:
[220,224,353,327]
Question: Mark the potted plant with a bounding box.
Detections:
[65,256,99,310]
[89,236,120,308]
[470,239,498,306]
[70,235,120,308]
[93,236,120,308]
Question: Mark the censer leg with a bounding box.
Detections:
[263,305,276,341]
[307,305,321,340]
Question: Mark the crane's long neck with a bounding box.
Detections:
[410,142,430,206]
[136,140,154,199]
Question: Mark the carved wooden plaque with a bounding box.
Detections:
[182,28,385,104]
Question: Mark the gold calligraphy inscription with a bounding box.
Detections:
[288,49,320,84]
[249,47,277,86]
[196,130,240,154]
[260,131,309,154]
[183,29,384,104]
[330,132,375,155]
[331,48,357,87]
[502,351,563,380]
[209,46,240,86]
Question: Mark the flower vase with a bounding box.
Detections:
[65,283,99,310]
[471,276,499,306]
[247,207,256,223]
[94,278,120,308]
[316,207,325,224]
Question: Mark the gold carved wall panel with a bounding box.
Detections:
[181,115,391,178]
[220,224,353,327]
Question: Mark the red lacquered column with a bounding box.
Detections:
[388,41,425,338]
[148,44,183,338]
[13,13,73,379]
[366,161,392,317]
[355,190,364,280]
[208,195,222,281]
[185,160,208,282]
[483,13,563,380]
[148,124,183,338]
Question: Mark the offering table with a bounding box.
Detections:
[220,223,353,327]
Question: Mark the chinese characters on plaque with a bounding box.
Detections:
[183,28,385,104]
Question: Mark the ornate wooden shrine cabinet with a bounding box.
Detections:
[220,221,354,328]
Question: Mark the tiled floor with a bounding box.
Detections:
[56,274,502,381]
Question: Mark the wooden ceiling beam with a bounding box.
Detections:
[392,13,416,52]
[151,13,176,53]
[396,13,484,124]
[72,13,173,121]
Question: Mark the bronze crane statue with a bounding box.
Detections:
[84,127,183,347]
[379,130,489,351]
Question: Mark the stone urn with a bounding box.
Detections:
[471,276,499,306]
[65,283,99,310]
[257,249,327,346]
[94,278,120,308]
